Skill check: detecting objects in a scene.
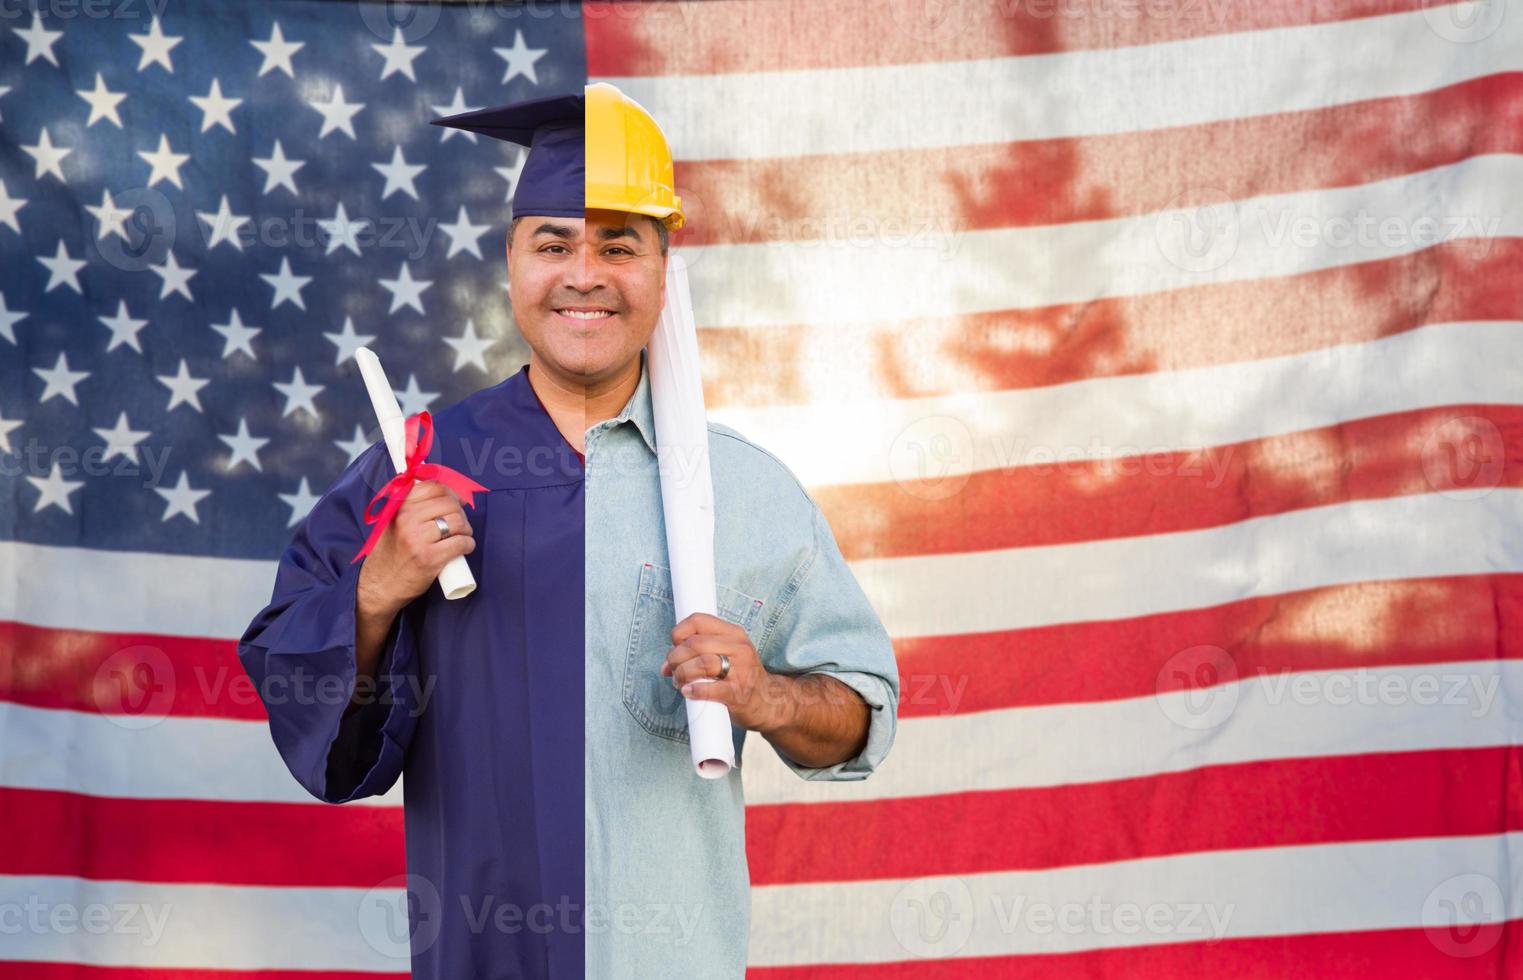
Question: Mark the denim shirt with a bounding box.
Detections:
[584,349,900,977]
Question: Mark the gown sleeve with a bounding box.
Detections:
[237,440,426,804]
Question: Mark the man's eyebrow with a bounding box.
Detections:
[530,222,576,239]
[595,225,644,242]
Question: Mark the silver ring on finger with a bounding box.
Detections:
[716,653,730,681]
[434,515,451,540]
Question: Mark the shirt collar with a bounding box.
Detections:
[611,347,657,455]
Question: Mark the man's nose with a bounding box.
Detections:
[561,244,607,293]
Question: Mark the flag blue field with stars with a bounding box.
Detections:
[0,1,586,562]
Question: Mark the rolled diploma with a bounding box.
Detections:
[647,255,734,779]
[353,346,477,601]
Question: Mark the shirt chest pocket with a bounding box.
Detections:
[622,561,765,744]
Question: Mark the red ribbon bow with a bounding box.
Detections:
[351,410,489,564]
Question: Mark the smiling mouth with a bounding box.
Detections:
[555,308,616,322]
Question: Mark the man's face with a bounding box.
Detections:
[506,208,666,385]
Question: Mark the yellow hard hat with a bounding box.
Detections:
[585,82,685,232]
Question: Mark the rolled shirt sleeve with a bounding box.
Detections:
[237,440,425,804]
[756,503,900,781]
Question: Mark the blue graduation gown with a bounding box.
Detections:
[238,364,585,979]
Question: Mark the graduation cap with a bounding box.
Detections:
[430,91,584,220]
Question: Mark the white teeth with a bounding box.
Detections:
[560,310,612,320]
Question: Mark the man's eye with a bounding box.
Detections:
[605,246,632,255]
[541,244,568,253]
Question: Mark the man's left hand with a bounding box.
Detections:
[661,612,790,734]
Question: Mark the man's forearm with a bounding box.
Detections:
[758,673,871,769]
[349,577,399,714]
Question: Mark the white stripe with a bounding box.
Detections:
[847,488,1523,640]
[676,154,1523,329]
[711,319,1523,488]
[741,659,1523,806]
[602,5,1523,158]
[748,832,1523,965]
[0,874,410,971]
[0,702,402,807]
[0,540,273,638]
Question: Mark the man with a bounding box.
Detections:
[238,83,899,979]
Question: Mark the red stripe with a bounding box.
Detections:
[588,0,1437,75]
[699,237,1523,410]
[747,747,1523,884]
[0,624,263,719]
[818,401,1523,563]
[670,76,1523,246]
[745,916,1523,979]
[0,788,403,887]
[891,572,1523,718]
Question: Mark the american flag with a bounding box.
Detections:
[4,0,1522,976]
[594,0,1523,976]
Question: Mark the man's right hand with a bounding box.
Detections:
[357,478,476,616]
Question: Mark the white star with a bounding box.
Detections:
[439,205,489,259]
[158,358,209,412]
[444,319,498,373]
[154,471,211,524]
[138,134,190,189]
[379,263,432,315]
[22,128,71,182]
[324,316,374,366]
[14,13,63,67]
[130,17,182,73]
[394,374,439,417]
[494,148,527,203]
[77,72,127,128]
[0,410,24,452]
[278,477,320,528]
[371,27,425,81]
[252,140,304,196]
[219,417,269,472]
[188,78,242,134]
[494,30,546,84]
[92,411,150,463]
[261,257,311,310]
[196,195,251,251]
[431,88,481,142]
[85,189,133,241]
[37,240,85,294]
[0,293,26,344]
[274,365,323,419]
[335,424,372,464]
[251,22,302,77]
[150,252,196,301]
[210,308,260,360]
[0,178,26,233]
[309,84,364,139]
[318,202,369,256]
[33,352,89,406]
[372,146,425,201]
[28,463,84,516]
[98,300,147,353]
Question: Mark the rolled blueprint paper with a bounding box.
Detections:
[647,255,734,779]
[354,346,477,601]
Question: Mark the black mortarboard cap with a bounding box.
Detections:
[430,91,584,220]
